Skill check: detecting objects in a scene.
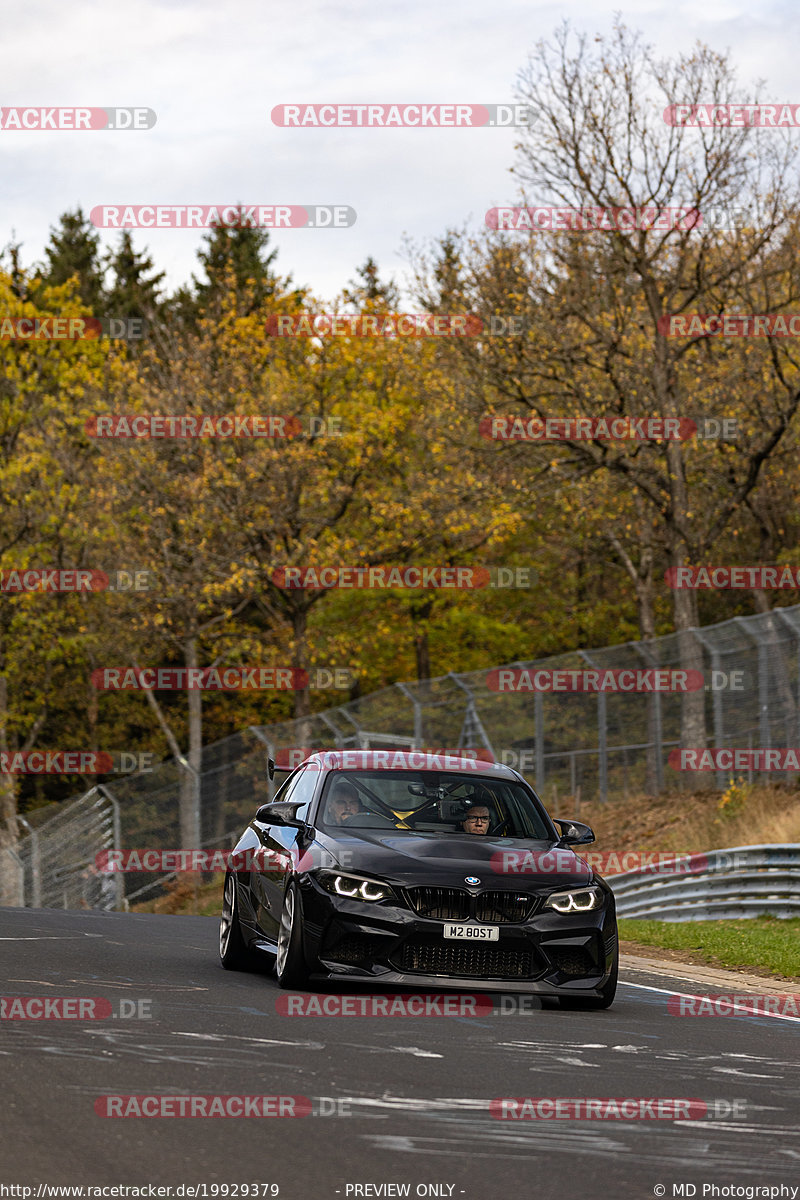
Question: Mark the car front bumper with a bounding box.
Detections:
[297,876,618,996]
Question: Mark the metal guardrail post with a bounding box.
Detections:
[692,628,726,790]
[97,784,124,910]
[317,711,347,748]
[395,682,423,748]
[447,673,496,760]
[579,650,607,803]
[334,706,369,747]
[733,617,771,757]
[634,640,664,795]
[16,814,41,907]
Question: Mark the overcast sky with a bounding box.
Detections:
[2,0,797,305]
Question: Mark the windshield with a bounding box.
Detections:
[317,770,554,839]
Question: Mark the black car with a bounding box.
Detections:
[218,751,618,1007]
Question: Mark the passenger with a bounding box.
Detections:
[326,780,363,826]
[460,805,491,835]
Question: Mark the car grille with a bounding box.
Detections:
[406,887,537,923]
[406,887,471,920]
[394,938,537,979]
[474,891,537,923]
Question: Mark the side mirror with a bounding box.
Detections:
[255,801,305,829]
[553,818,595,846]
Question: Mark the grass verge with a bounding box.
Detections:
[618,916,800,982]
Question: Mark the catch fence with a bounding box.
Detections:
[6,602,800,909]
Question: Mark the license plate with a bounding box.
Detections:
[443,924,499,941]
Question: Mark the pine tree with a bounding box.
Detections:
[105,232,165,322]
[194,224,280,315]
[1,238,26,299]
[343,256,400,308]
[40,208,104,310]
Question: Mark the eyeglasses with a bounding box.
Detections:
[466,815,490,822]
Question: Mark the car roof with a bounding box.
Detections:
[299,749,521,780]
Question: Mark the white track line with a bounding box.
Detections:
[621,980,800,1024]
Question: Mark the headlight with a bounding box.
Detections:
[316,871,395,903]
[544,886,602,914]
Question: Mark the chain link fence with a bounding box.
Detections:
[11,787,121,909]
[6,602,800,909]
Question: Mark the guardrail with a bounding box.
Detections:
[608,844,800,921]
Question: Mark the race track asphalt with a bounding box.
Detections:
[1,906,798,1200]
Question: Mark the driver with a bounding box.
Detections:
[326,780,363,826]
[460,805,491,835]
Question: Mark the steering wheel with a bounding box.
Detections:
[489,817,511,837]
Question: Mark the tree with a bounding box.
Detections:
[0,269,119,897]
[414,22,800,758]
[195,224,282,315]
[105,232,165,323]
[343,257,400,308]
[1,237,26,299]
[39,208,104,310]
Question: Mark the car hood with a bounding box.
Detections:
[309,830,592,889]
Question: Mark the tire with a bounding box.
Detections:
[559,949,618,1010]
[276,881,310,989]
[219,873,260,971]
